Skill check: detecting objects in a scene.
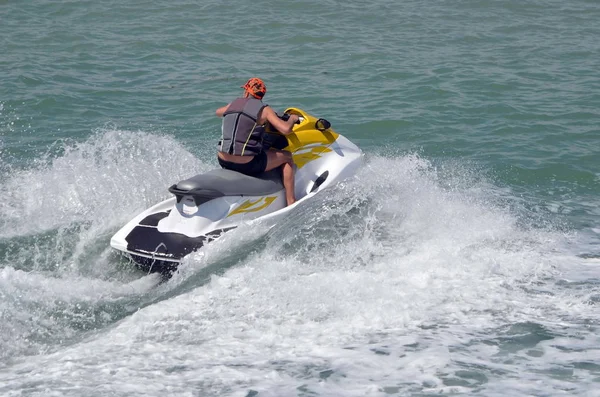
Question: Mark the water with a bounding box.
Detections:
[1,0,599,395]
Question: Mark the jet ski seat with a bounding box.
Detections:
[168,168,284,205]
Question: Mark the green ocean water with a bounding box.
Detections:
[1,1,600,396]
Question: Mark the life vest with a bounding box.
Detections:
[219,97,267,156]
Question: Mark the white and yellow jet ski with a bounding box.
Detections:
[110,108,363,274]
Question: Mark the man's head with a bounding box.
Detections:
[242,77,267,99]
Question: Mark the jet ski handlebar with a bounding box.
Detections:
[280,112,302,124]
[281,110,330,132]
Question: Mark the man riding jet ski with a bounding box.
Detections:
[110,79,362,275]
[216,77,299,206]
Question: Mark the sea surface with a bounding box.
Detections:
[1,1,600,396]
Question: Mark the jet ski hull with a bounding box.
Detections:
[110,108,362,275]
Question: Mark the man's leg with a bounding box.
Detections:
[265,150,295,206]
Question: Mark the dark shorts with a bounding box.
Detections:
[218,151,268,176]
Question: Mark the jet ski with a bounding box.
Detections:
[110,108,363,274]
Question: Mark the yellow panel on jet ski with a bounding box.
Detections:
[264,107,339,168]
[227,196,277,217]
[292,146,333,169]
[283,107,339,152]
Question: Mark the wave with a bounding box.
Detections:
[1,141,597,396]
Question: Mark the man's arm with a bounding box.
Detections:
[263,107,299,135]
[215,104,229,117]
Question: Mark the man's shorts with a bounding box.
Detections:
[217,151,268,176]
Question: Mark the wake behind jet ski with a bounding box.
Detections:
[110,108,362,274]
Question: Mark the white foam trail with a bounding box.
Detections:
[0,127,214,276]
[0,127,208,361]
[0,266,161,362]
[0,127,208,239]
[1,154,598,396]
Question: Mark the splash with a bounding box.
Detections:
[0,126,214,273]
[0,127,208,239]
[0,126,207,361]
[1,152,597,396]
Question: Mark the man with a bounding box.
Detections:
[215,78,299,206]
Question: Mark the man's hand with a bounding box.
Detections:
[263,107,298,135]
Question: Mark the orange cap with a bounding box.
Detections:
[241,77,267,99]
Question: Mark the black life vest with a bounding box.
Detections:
[219,97,267,156]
